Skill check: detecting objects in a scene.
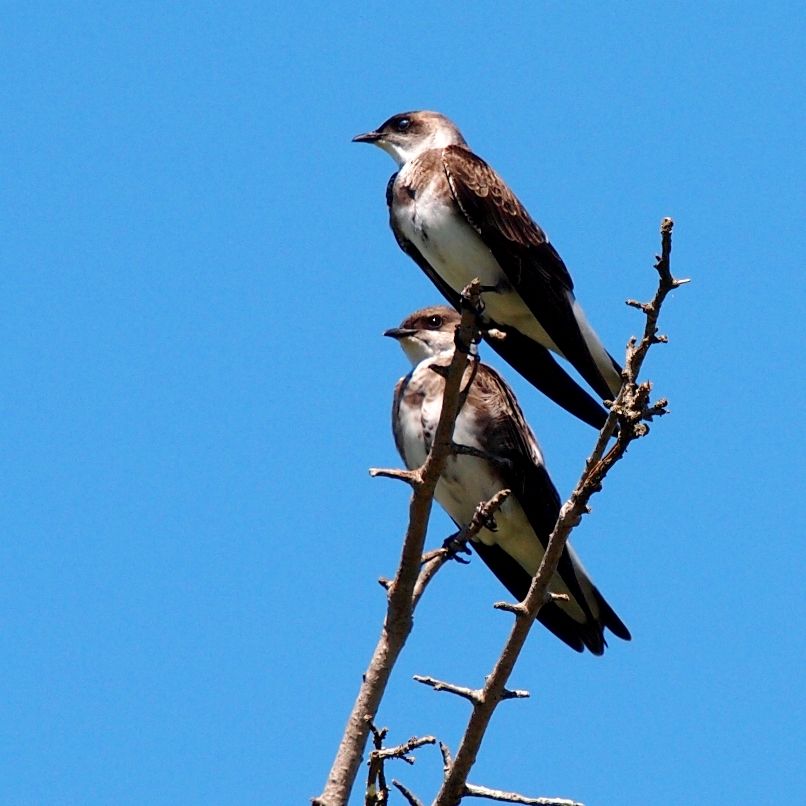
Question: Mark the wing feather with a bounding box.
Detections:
[467,366,598,627]
[442,146,619,399]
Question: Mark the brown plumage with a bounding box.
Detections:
[356,111,623,429]
[386,306,631,654]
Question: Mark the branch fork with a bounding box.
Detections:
[316,221,686,806]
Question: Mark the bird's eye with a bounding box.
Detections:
[396,117,411,132]
[426,314,443,328]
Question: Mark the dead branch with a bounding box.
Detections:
[413,675,529,703]
[365,724,436,806]
[365,721,390,806]
[412,676,483,705]
[374,734,437,763]
[392,779,426,806]
[313,282,484,806]
[433,218,684,806]
[463,783,583,806]
[411,488,511,610]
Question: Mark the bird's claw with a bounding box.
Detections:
[442,533,471,564]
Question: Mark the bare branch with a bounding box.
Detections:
[413,674,530,705]
[374,734,437,762]
[498,687,530,701]
[392,780,426,806]
[369,467,418,484]
[314,282,484,806]
[493,601,527,616]
[364,725,436,806]
[412,488,511,609]
[367,720,388,747]
[494,588,567,616]
[464,782,583,806]
[439,742,453,773]
[433,219,685,805]
[365,720,390,806]
[412,675,483,704]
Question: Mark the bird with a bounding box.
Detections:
[354,110,623,429]
[385,305,630,654]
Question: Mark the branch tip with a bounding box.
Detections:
[493,600,528,616]
[369,466,419,485]
[500,687,530,700]
[392,779,426,806]
[413,675,482,704]
[463,781,584,805]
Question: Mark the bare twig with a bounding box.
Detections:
[439,742,454,773]
[414,674,528,703]
[374,734,437,762]
[411,488,511,609]
[463,783,583,806]
[433,219,684,806]
[369,467,419,484]
[365,721,390,806]
[365,727,436,806]
[392,779,426,806]
[412,676,483,704]
[314,282,483,806]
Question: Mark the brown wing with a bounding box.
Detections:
[442,145,574,290]
[468,365,559,533]
[466,366,597,622]
[442,146,618,400]
[468,365,631,653]
[386,167,610,426]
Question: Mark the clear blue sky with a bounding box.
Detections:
[2,3,804,804]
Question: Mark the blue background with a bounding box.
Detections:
[2,3,804,803]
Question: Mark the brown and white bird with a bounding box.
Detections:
[386,305,630,654]
[355,110,622,429]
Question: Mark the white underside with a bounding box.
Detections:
[393,173,562,354]
[395,168,622,396]
[396,359,601,624]
[395,175,561,355]
[570,298,622,395]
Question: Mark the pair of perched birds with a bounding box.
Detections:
[354,111,630,655]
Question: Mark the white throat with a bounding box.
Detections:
[379,127,465,167]
[399,334,454,367]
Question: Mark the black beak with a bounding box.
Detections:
[352,130,382,144]
[384,327,416,340]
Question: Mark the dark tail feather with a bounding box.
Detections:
[471,541,624,655]
[485,327,608,429]
[595,587,632,642]
[579,350,623,403]
[536,600,606,655]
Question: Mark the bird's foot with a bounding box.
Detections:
[457,292,486,349]
[442,532,472,564]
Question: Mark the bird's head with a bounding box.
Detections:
[384,305,471,366]
[353,111,467,167]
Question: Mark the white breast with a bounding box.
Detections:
[393,164,560,353]
[393,358,587,620]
